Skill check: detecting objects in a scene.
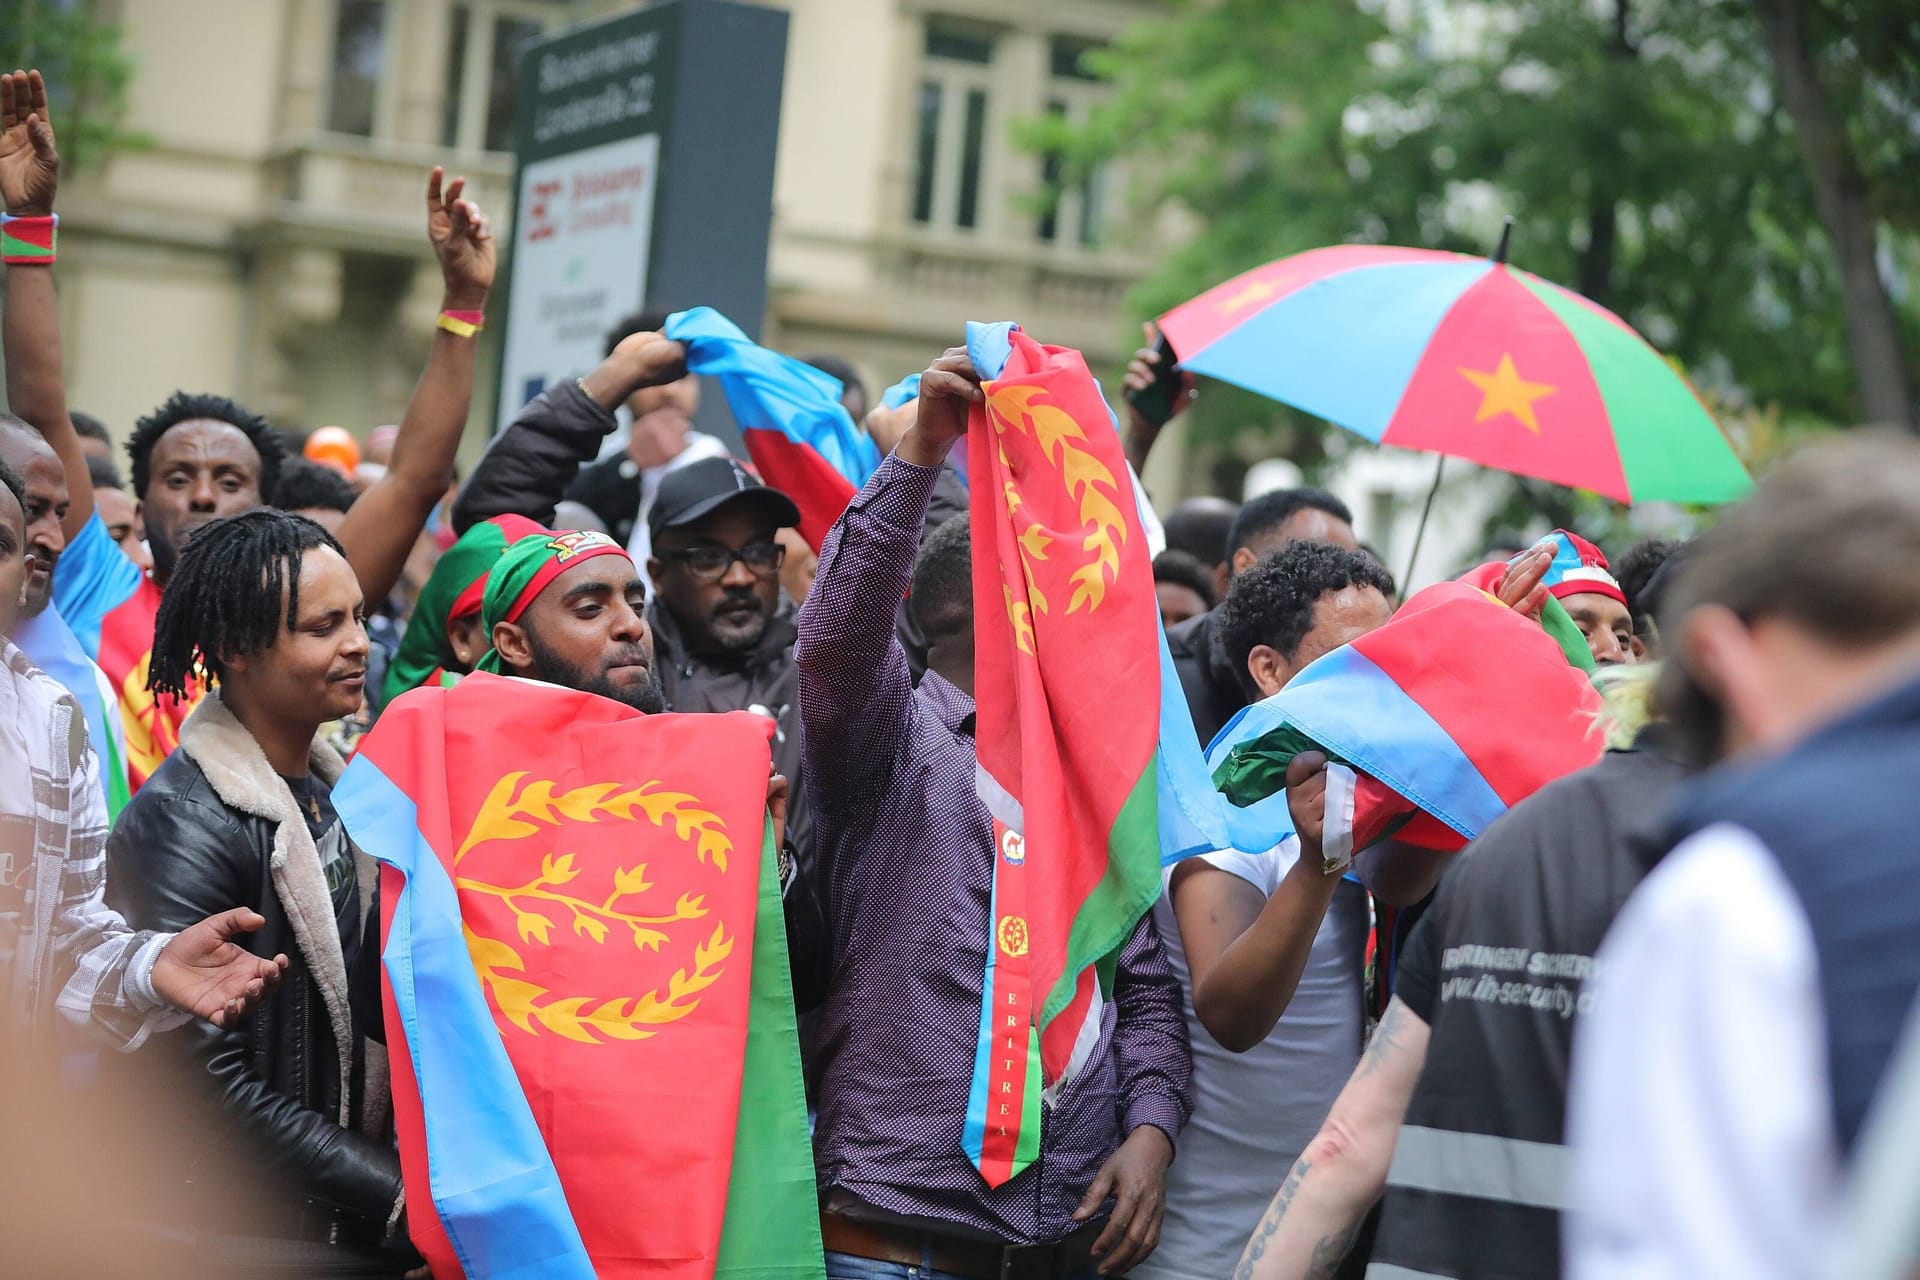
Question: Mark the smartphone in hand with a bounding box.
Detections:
[1125,333,1185,430]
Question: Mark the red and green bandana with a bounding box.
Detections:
[385,514,549,704]
[473,530,632,674]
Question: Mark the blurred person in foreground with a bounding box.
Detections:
[1567,434,1920,1280]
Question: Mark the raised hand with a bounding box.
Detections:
[1494,539,1555,620]
[150,908,291,1029]
[0,69,59,217]
[425,166,495,310]
[900,346,982,468]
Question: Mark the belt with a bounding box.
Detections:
[820,1212,1100,1280]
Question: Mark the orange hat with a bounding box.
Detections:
[304,426,361,477]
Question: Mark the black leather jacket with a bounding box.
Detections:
[106,712,401,1247]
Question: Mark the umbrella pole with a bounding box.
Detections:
[1400,454,1446,597]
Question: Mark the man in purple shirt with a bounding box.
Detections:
[796,347,1193,1280]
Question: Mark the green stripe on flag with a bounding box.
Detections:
[712,820,824,1280]
[1516,275,1751,504]
[1039,768,1162,1027]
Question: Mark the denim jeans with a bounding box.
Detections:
[824,1249,1102,1280]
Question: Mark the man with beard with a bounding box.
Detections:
[2,68,494,792]
[473,529,670,714]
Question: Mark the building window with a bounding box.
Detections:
[442,3,552,152]
[1036,37,1108,249]
[911,22,997,232]
[326,0,389,137]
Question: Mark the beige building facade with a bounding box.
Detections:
[40,0,1185,491]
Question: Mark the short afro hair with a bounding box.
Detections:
[127,391,284,502]
[1226,487,1353,565]
[910,513,972,642]
[605,307,673,357]
[1152,549,1218,609]
[1216,541,1393,696]
[274,457,359,514]
[70,411,112,448]
[86,452,125,491]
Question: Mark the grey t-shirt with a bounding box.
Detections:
[1136,838,1369,1280]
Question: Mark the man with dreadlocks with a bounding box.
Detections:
[105,507,418,1273]
[0,68,495,794]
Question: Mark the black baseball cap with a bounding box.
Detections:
[648,456,801,539]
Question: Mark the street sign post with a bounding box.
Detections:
[496,0,788,441]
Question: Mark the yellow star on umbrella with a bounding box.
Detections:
[1217,274,1293,314]
[1458,353,1557,434]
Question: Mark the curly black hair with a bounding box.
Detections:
[127,391,284,502]
[148,508,340,698]
[1152,549,1218,609]
[274,457,359,515]
[1216,541,1393,695]
[1226,487,1353,567]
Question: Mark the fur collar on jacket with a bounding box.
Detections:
[175,692,359,1125]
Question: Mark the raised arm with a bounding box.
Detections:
[795,347,979,802]
[335,167,493,606]
[452,331,686,533]
[0,69,89,538]
[1235,998,1431,1280]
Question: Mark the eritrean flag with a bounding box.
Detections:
[1205,580,1607,854]
[665,307,880,551]
[963,323,1165,1186]
[333,674,821,1279]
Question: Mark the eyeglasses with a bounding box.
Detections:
[662,541,786,583]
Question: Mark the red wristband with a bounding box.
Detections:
[1,213,57,265]
[438,308,485,338]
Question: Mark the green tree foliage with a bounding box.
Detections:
[1032,0,1917,487]
[1,1,138,171]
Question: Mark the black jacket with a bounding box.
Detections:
[453,379,632,539]
[106,695,402,1248]
[647,597,828,1012]
[1166,607,1250,746]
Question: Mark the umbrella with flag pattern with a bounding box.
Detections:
[1156,230,1752,507]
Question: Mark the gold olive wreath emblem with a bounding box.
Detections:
[985,383,1130,654]
[997,914,1030,958]
[454,771,735,1044]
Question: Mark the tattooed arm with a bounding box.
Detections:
[1233,998,1432,1280]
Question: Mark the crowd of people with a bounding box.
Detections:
[5,63,1920,1280]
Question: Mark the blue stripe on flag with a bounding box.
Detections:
[334,757,595,1280]
[1157,628,1295,865]
[880,373,920,410]
[1178,259,1489,442]
[666,307,881,486]
[1209,645,1507,840]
